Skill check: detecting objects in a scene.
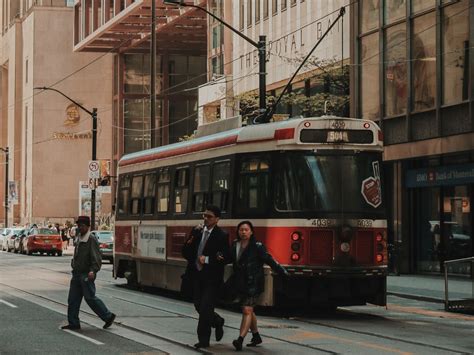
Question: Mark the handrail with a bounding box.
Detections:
[444,256,474,311]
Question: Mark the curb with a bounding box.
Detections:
[388,291,444,304]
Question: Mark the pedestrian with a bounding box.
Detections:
[61,228,69,251]
[182,205,230,349]
[229,220,289,351]
[61,215,115,330]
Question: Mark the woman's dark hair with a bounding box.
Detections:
[236,220,254,240]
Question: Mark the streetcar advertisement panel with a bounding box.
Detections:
[138,225,166,260]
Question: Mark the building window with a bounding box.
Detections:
[247,0,252,27]
[263,0,269,19]
[384,23,407,117]
[211,54,223,76]
[360,0,379,34]
[442,0,469,105]
[291,0,297,6]
[384,0,406,24]
[360,33,380,120]
[255,0,261,23]
[412,0,435,14]
[25,58,28,83]
[212,25,222,49]
[412,13,436,112]
[272,0,278,15]
[239,0,244,29]
[123,99,151,154]
[281,0,287,11]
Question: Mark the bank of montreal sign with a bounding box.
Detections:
[137,225,166,260]
[406,163,474,188]
[232,1,350,90]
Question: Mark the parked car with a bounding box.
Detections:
[13,230,28,254]
[0,228,10,251]
[91,230,114,262]
[5,228,24,252]
[23,228,62,256]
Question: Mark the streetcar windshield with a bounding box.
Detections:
[275,151,384,215]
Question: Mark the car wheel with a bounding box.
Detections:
[27,248,32,255]
[57,251,63,257]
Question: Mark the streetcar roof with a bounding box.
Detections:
[119,116,382,168]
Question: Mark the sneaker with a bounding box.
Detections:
[247,332,262,347]
[103,313,116,329]
[194,342,210,349]
[232,337,243,351]
[61,324,80,330]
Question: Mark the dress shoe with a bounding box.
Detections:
[194,342,210,349]
[215,318,224,341]
[61,324,80,330]
[103,313,116,329]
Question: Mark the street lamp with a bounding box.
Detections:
[164,0,267,124]
[34,87,98,229]
[0,147,8,228]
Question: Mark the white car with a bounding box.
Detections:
[1,228,12,251]
[2,228,24,252]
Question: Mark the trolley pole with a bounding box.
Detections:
[34,87,99,229]
[150,0,156,147]
[0,147,8,228]
[164,0,267,124]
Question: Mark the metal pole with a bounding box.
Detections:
[91,108,97,230]
[3,147,8,228]
[150,0,156,147]
[257,35,267,124]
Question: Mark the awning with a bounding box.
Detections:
[73,0,207,54]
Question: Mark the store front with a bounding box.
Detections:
[407,161,473,276]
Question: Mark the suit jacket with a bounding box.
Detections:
[182,225,231,284]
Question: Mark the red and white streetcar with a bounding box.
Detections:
[114,116,387,307]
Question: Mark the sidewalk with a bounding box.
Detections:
[387,274,473,303]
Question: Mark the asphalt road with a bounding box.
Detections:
[0,250,473,354]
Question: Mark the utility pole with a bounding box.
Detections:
[34,87,98,229]
[0,147,8,228]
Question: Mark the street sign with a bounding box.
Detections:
[88,160,100,179]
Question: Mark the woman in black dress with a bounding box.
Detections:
[230,220,288,351]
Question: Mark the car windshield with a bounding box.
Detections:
[95,231,113,242]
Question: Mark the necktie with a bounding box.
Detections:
[196,230,210,271]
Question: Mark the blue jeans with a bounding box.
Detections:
[67,272,112,327]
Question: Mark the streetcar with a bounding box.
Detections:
[113,116,387,307]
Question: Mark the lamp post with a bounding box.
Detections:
[0,147,8,228]
[164,0,267,124]
[34,87,98,229]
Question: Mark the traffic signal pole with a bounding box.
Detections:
[1,147,8,228]
[34,87,98,229]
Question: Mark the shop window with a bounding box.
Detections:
[384,23,407,117]
[360,0,379,34]
[157,169,170,213]
[211,161,230,211]
[360,33,380,120]
[193,164,210,213]
[442,0,469,105]
[412,13,436,112]
[384,0,405,24]
[174,168,189,214]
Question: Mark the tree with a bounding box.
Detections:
[237,57,349,124]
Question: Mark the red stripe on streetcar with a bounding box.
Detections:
[119,135,239,167]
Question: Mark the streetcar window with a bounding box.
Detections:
[193,164,210,213]
[130,175,144,216]
[157,168,170,213]
[211,161,230,212]
[117,175,131,216]
[174,168,189,213]
[236,158,270,214]
[143,173,156,215]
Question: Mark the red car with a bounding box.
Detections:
[23,228,63,256]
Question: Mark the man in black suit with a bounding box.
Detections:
[182,205,230,349]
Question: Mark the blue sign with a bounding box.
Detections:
[406,163,474,188]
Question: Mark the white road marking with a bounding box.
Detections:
[0,299,17,308]
[62,329,104,345]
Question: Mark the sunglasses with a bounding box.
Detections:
[202,213,216,219]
